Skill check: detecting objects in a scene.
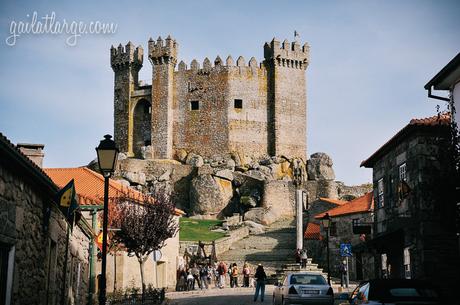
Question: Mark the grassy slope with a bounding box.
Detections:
[179,218,225,241]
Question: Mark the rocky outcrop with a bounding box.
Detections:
[190,174,233,215]
[307,152,335,181]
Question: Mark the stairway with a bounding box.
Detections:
[219,217,327,283]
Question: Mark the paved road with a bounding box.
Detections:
[166,286,351,305]
[166,286,273,305]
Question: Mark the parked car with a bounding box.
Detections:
[338,279,442,305]
[272,272,334,305]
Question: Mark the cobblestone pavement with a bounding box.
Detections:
[166,286,273,305]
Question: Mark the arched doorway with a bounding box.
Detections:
[133,99,152,158]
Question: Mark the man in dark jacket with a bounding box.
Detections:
[253,264,267,302]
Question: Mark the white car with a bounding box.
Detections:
[272,272,334,305]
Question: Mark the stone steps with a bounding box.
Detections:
[218,217,330,282]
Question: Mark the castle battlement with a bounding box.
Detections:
[264,38,309,69]
[148,36,178,65]
[110,42,143,71]
[176,55,262,73]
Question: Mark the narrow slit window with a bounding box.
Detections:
[190,101,199,110]
[234,99,243,109]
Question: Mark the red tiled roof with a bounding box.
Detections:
[318,197,348,206]
[361,113,451,168]
[304,223,320,240]
[44,167,148,206]
[315,192,374,219]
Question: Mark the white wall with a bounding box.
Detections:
[453,81,460,128]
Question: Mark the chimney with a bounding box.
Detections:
[17,143,45,168]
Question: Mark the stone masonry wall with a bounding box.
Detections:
[0,159,90,305]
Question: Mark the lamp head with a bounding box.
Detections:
[96,134,119,177]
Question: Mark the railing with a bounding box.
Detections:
[107,288,165,305]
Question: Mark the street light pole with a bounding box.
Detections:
[96,135,118,305]
[321,213,331,285]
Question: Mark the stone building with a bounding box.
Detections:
[361,113,460,299]
[45,167,183,294]
[304,193,374,281]
[0,133,93,305]
[111,36,309,161]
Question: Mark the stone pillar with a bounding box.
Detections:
[296,189,303,250]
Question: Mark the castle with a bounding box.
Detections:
[111,35,310,161]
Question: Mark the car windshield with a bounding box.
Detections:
[369,281,440,301]
[290,274,327,285]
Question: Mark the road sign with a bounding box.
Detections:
[340,243,352,257]
[152,250,162,262]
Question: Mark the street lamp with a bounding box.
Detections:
[321,213,331,285]
[96,135,118,305]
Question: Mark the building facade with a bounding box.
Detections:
[361,114,460,299]
[0,133,92,305]
[111,36,310,161]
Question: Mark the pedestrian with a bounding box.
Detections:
[253,264,267,302]
[177,267,187,291]
[230,263,239,288]
[186,271,194,291]
[217,261,227,288]
[300,249,308,269]
[191,264,201,289]
[295,248,301,264]
[200,265,209,289]
[242,263,250,287]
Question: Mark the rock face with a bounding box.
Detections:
[307,152,335,181]
[190,174,233,215]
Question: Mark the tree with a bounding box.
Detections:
[110,193,179,298]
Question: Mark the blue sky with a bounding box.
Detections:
[0,0,459,185]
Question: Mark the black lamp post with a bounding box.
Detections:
[96,135,118,305]
[321,212,331,285]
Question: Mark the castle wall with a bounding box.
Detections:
[173,65,230,158]
[227,65,269,159]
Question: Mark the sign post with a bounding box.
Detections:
[340,243,352,289]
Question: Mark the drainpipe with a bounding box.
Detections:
[88,208,98,305]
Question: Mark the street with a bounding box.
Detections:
[166,286,274,305]
[166,286,350,305]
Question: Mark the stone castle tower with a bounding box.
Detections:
[111,35,310,161]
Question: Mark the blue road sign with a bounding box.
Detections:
[340,243,352,257]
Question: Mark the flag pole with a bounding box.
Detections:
[61,222,71,305]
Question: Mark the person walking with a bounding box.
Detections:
[253,264,267,302]
[200,265,209,289]
[230,263,239,288]
[242,263,250,287]
[300,249,308,269]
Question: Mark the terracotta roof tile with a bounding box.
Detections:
[44,167,150,206]
[318,197,348,206]
[315,192,373,219]
[304,222,320,240]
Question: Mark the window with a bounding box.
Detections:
[399,163,407,182]
[190,101,199,110]
[404,247,411,279]
[234,99,243,109]
[377,178,384,208]
[329,222,337,237]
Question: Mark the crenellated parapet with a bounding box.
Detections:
[176,55,262,74]
[110,41,143,71]
[263,38,309,69]
[148,35,178,65]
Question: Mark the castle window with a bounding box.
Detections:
[234,99,243,109]
[399,163,407,182]
[190,101,199,110]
